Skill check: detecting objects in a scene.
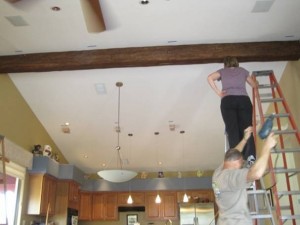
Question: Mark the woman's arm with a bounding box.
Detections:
[246,74,258,88]
[207,72,225,97]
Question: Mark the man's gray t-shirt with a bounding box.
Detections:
[212,165,252,225]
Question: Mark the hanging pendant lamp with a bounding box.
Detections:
[97,82,137,183]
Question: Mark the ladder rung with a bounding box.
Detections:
[253,70,273,76]
[251,214,273,219]
[261,98,283,103]
[279,205,291,210]
[258,84,277,89]
[259,93,273,98]
[264,113,290,118]
[277,191,300,196]
[273,129,297,135]
[272,168,300,174]
[247,189,267,194]
[280,215,300,220]
[272,148,300,153]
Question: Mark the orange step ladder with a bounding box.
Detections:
[252,70,300,225]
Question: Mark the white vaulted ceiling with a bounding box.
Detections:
[1,0,299,177]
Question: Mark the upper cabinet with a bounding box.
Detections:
[118,192,145,206]
[79,191,118,221]
[68,181,79,209]
[145,191,178,220]
[92,192,118,221]
[79,191,92,220]
[27,174,57,215]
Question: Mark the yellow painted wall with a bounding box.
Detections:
[279,60,300,183]
[0,74,67,163]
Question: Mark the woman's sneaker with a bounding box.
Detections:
[247,155,256,168]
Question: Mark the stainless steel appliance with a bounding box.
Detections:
[67,208,78,225]
[179,203,215,225]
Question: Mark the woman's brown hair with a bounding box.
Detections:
[224,56,239,68]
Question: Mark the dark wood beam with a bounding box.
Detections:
[0,41,299,73]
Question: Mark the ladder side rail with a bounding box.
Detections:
[0,136,9,225]
[260,179,276,225]
[270,73,300,143]
[252,83,257,144]
[268,158,283,225]
[270,73,297,225]
[253,72,283,225]
[263,72,283,225]
[252,73,278,225]
[252,74,265,130]
[269,76,288,169]
[251,76,260,225]
[252,74,261,146]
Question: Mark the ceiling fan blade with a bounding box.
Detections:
[80,0,106,33]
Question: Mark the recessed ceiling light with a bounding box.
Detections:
[61,122,70,134]
[51,6,61,11]
[140,0,149,5]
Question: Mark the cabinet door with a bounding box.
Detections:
[105,193,118,220]
[27,174,57,216]
[162,192,178,219]
[69,181,79,202]
[47,176,57,215]
[68,181,79,209]
[145,192,161,220]
[40,175,51,214]
[92,193,118,221]
[79,192,92,220]
[92,193,105,220]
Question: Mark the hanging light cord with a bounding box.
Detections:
[116,82,123,169]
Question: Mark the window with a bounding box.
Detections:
[0,161,25,225]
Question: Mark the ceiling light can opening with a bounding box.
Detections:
[51,6,61,11]
[140,0,149,5]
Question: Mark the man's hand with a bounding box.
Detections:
[234,126,253,152]
[265,132,277,149]
[243,126,253,141]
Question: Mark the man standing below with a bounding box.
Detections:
[212,127,277,225]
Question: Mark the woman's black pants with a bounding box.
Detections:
[221,95,256,159]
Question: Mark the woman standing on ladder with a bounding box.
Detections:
[207,56,257,165]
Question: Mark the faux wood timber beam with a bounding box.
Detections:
[0,41,299,73]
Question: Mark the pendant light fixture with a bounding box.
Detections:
[180,130,189,203]
[155,193,161,204]
[97,82,137,183]
[154,131,161,204]
[183,193,189,203]
[127,194,133,204]
[127,133,134,204]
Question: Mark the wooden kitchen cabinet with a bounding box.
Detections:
[27,173,57,215]
[79,191,92,220]
[68,181,79,209]
[118,192,145,206]
[177,190,214,203]
[145,191,178,220]
[92,192,118,221]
